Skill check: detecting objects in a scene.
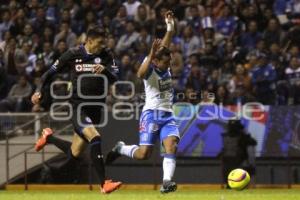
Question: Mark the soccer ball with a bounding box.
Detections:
[227,168,250,190]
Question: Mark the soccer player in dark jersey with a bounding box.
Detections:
[31,27,122,194]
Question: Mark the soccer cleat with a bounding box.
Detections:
[35,128,53,152]
[101,179,122,194]
[160,180,177,194]
[105,141,125,165]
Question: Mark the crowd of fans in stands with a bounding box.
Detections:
[0,0,300,112]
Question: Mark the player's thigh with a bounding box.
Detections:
[71,104,101,142]
[139,111,159,145]
[82,126,101,142]
[161,121,180,153]
[71,132,88,157]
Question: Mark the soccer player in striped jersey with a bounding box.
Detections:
[106,10,180,193]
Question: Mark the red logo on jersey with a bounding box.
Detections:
[139,121,146,132]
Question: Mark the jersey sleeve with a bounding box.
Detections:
[102,52,119,84]
[141,56,153,80]
[36,50,71,92]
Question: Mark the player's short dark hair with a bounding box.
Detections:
[155,47,171,59]
[87,27,106,39]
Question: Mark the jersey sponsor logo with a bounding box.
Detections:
[75,64,98,72]
[158,78,172,92]
[111,64,119,73]
[94,57,101,64]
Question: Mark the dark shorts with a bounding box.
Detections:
[71,101,103,139]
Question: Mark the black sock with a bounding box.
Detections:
[52,148,79,170]
[90,136,105,185]
[47,135,71,154]
[63,148,79,167]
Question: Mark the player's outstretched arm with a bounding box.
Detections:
[161,10,175,49]
[137,39,161,79]
[32,51,70,105]
[31,66,57,105]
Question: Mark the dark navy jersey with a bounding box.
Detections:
[38,45,118,102]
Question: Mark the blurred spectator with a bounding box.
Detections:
[65,0,80,21]
[45,0,60,24]
[250,53,277,105]
[31,6,53,36]
[186,65,204,92]
[4,38,27,79]
[169,42,183,80]
[41,41,55,68]
[263,17,286,47]
[215,85,229,105]
[22,42,37,76]
[115,20,139,55]
[183,5,201,34]
[177,25,200,58]
[218,59,234,85]
[134,4,153,29]
[228,64,252,94]
[111,5,129,38]
[285,56,300,104]
[118,54,132,80]
[199,42,220,72]
[101,0,121,19]
[239,20,262,51]
[123,0,141,18]
[53,40,68,61]
[0,49,8,100]
[0,30,12,52]
[0,9,13,40]
[54,22,77,48]
[0,75,32,112]
[215,4,238,39]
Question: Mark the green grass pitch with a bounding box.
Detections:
[1,190,300,200]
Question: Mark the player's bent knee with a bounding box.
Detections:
[164,138,179,154]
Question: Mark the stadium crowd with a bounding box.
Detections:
[0,0,300,112]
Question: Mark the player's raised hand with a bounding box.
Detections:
[31,92,41,105]
[149,39,162,59]
[93,64,105,74]
[165,10,175,32]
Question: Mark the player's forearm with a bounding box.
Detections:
[137,56,152,79]
[36,67,56,93]
[161,30,173,49]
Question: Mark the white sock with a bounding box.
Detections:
[118,145,139,158]
[163,157,176,181]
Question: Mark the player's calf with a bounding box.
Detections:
[133,146,153,160]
